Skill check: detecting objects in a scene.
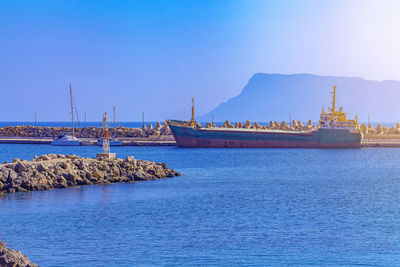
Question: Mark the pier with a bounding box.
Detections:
[0,137,177,146]
[362,140,400,147]
[0,137,53,144]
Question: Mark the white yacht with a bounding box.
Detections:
[51,135,80,146]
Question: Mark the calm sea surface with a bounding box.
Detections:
[1,145,400,266]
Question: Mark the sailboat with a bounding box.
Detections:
[51,85,81,146]
[97,106,122,146]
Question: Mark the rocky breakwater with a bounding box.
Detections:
[0,122,172,139]
[212,120,316,131]
[0,240,38,267]
[0,154,181,194]
[359,123,400,139]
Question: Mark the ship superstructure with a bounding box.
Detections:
[319,85,359,132]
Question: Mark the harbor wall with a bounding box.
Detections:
[0,122,172,139]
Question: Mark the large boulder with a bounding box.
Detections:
[376,124,383,134]
[223,120,234,128]
[155,122,162,131]
[360,124,367,134]
[14,162,27,173]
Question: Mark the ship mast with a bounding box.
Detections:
[70,84,75,137]
[330,85,336,113]
[191,97,195,127]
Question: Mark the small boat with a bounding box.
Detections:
[97,138,122,146]
[51,135,80,146]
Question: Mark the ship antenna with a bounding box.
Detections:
[331,85,336,113]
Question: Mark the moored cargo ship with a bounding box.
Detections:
[167,86,362,148]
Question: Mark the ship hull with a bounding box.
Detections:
[169,122,362,148]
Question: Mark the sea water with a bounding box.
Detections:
[0,144,400,266]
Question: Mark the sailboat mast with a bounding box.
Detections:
[70,84,74,137]
[113,106,116,128]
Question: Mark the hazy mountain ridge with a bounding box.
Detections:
[198,73,400,122]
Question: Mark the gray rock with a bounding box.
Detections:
[0,169,8,183]
[36,163,47,172]
[7,170,18,181]
[73,160,85,170]
[134,170,154,180]
[92,169,104,179]
[14,162,27,173]
[55,177,68,188]
[38,155,50,161]
[62,172,76,182]
[0,240,39,267]
[125,156,135,162]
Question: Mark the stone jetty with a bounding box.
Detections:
[0,154,180,194]
[0,240,38,267]
[0,122,172,139]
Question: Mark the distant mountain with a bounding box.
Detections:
[198,73,400,123]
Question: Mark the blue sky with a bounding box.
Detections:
[1,0,399,121]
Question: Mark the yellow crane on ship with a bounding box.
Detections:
[322,85,359,127]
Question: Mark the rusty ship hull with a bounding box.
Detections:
[168,121,362,148]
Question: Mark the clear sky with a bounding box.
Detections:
[1,0,399,121]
